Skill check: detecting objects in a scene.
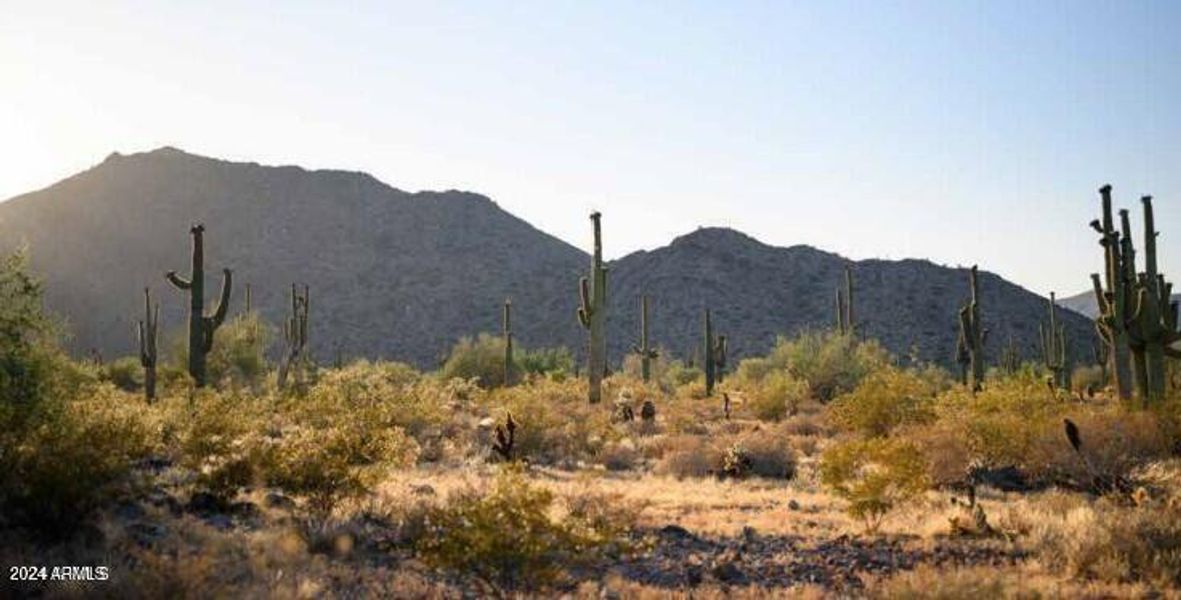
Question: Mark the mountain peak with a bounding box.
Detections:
[671,227,764,249]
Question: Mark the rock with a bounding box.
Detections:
[264,492,296,510]
[684,563,704,587]
[659,524,696,541]
[477,417,496,429]
[966,464,1029,492]
[127,522,168,548]
[788,499,801,511]
[204,514,233,530]
[410,484,436,496]
[229,501,261,519]
[114,501,145,521]
[187,492,223,515]
[711,559,745,584]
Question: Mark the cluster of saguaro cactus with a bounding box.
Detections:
[835,265,855,335]
[137,287,159,402]
[1040,292,1071,390]
[631,295,659,382]
[1091,186,1179,404]
[577,212,608,403]
[165,224,232,388]
[702,309,728,396]
[503,298,514,387]
[957,265,987,392]
[278,283,310,389]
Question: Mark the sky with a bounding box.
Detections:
[2,1,1179,296]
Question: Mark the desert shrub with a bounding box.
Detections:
[0,249,61,416]
[492,378,614,465]
[1028,409,1170,486]
[440,333,509,388]
[599,438,639,471]
[661,360,703,389]
[745,370,811,421]
[820,437,929,532]
[739,427,797,479]
[0,385,154,536]
[764,331,891,402]
[178,391,268,501]
[101,356,143,392]
[1071,364,1105,395]
[305,360,444,443]
[1030,500,1181,586]
[517,346,574,379]
[264,423,417,516]
[735,356,774,384]
[655,435,722,478]
[416,466,635,592]
[828,365,939,438]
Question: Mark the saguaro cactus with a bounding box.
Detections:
[137,287,159,402]
[957,265,986,392]
[704,309,716,396]
[631,295,658,382]
[835,265,855,335]
[1128,196,1179,402]
[1091,185,1134,400]
[278,283,310,389]
[1040,292,1070,390]
[577,212,608,403]
[1091,188,1179,404]
[165,224,232,388]
[703,310,727,396]
[503,298,514,387]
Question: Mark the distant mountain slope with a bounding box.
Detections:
[0,148,1095,369]
[604,228,1095,368]
[0,148,587,367]
[1060,289,1181,320]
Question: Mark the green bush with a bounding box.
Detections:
[440,333,510,388]
[416,466,635,592]
[745,370,810,421]
[820,437,929,532]
[755,331,892,402]
[101,356,143,392]
[0,385,153,537]
[828,365,939,437]
[517,346,574,379]
[0,249,60,416]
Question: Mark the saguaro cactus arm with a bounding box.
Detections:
[165,271,192,290]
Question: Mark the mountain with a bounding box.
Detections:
[0,148,1096,370]
[1060,289,1181,320]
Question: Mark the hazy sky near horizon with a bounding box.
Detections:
[2,1,1179,296]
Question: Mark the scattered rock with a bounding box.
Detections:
[788,499,801,511]
[410,484,436,496]
[684,563,704,587]
[204,514,233,530]
[114,500,145,521]
[659,525,696,541]
[264,492,296,510]
[187,492,223,515]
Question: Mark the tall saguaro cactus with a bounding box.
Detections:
[137,287,159,402]
[1091,187,1179,404]
[1128,196,1178,402]
[577,212,608,403]
[835,265,855,336]
[703,309,727,396]
[1040,292,1070,390]
[503,298,514,387]
[165,224,232,388]
[631,295,658,382]
[1091,185,1134,400]
[957,265,986,392]
[278,283,310,389]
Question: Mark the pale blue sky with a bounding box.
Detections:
[2,1,1178,296]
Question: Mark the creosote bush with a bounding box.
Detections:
[820,437,929,532]
[828,365,940,438]
[440,333,510,388]
[416,465,637,592]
